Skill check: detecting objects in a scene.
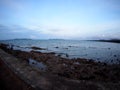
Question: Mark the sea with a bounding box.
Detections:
[0,39,120,64]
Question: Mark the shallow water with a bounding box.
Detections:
[0,39,120,63]
[29,58,46,70]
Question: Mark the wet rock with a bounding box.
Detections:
[1,43,120,84]
[66,54,69,57]
[55,46,59,48]
[63,48,68,49]
[0,43,9,51]
[108,48,111,50]
[49,52,55,54]
[68,46,72,47]
[31,46,46,50]
[114,55,117,57]
[58,54,61,57]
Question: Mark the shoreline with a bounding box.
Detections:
[0,43,120,81]
[90,39,120,43]
[0,43,120,90]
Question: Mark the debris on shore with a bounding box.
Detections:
[0,43,120,83]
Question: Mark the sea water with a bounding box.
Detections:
[0,39,120,63]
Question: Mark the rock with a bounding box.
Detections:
[31,46,45,50]
[1,43,120,84]
[55,46,59,48]
[114,55,117,57]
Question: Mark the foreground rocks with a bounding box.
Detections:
[0,43,120,90]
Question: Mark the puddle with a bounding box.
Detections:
[28,58,47,70]
[73,62,80,65]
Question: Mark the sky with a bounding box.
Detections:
[0,0,120,40]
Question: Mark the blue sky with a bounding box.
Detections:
[0,0,120,40]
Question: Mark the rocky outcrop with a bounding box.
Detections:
[0,43,120,90]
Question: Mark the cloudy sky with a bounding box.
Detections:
[0,0,120,40]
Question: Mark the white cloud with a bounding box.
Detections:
[25,20,120,39]
[30,35,37,39]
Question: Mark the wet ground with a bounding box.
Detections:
[0,43,120,90]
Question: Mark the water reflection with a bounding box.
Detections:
[29,58,46,70]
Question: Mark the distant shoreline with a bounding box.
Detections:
[88,39,120,43]
[0,38,120,43]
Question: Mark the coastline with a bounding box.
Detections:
[90,39,120,43]
[0,43,120,90]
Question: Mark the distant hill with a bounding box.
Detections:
[13,38,32,40]
[92,39,120,43]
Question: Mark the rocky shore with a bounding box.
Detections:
[0,43,120,90]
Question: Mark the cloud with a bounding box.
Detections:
[0,24,28,34]
[0,0,24,11]
[30,35,37,39]
[0,24,51,40]
[25,20,120,39]
[0,20,120,40]
[0,0,120,40]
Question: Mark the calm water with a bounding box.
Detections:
[29,58,46,70]
[0,39,120,63]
